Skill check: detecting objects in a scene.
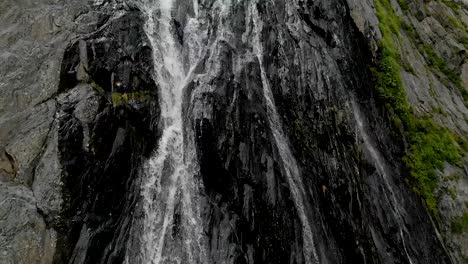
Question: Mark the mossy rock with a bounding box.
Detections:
[111,91,153,107]
[374,0,463,218]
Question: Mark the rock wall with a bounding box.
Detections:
[0,0,466,263]
[1,1,160,263]
[1,1,88,263]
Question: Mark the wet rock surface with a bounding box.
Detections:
[1,1,160,263]
[53,6,160,264]
[186,1,452,263]
[0,0,467,263]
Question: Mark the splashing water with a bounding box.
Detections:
[131,1,321,263]
[133,0,207,263]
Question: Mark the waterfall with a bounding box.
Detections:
[351,99,414,264]
[249,4,320,264]
[131,1,207,263]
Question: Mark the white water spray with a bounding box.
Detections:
[134,1,207,263]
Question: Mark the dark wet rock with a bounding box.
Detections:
[52,9,160,264]
[0,0,467,263]
[0,1,159,263]
[185,1,452,263]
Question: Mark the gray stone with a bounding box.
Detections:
[0,182,56,264]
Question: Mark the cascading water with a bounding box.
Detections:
[121,1,447,263]
[132,1,208,263]
[134,1,323,263]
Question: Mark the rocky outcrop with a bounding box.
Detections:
[0,1,88,263]
[186,0,453,263]
[0,0,466,263]
[53,5,160,264]
[0,148,18,182]
[1,1,159,263]
[349,0,468,261]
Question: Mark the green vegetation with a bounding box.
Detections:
[422,44,462,89]
[90,81,105,94]
[447,188,457,200]
[397,0,408,13]
[447,16,464,30]
[398,0,409,13]
[439,0,461,15]
[444,172,462,182]
[373,0,462,217]
[451,212,468,233]
[432,106,445,116]
[89,80,153,107]
[402,120,461,214]
[111,91,152,107]
[401,18,467,101]
[460,36,468,50]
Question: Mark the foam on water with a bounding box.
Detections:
[134,0,207,263]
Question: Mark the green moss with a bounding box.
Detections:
[401,13,466,101]
[111,91,152,107]
[455,136,468,153]
[422,44,462,90]
[397,0,409,13]
[444,172,462,182]
[451,212,468,233]
[374,0,462,217]
[447,188,457,200]
[90,81,105,94]
[432,107,444,115]
[403,120,461,214]
[439,0,461,15]
[447,16,464,30]
[460,36,468,51]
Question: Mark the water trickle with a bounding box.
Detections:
[249,3,320,264]
[351,99,414,264]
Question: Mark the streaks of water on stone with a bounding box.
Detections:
[249,3,320,264]
[351,99,414,264]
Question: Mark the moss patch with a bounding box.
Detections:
[90,80,105,94]
[111,91,152,107]
[451,212,468,233]
[422,44,462,90]
[439,0,461,16]
[401,16,467,101]
[373,0,462,217]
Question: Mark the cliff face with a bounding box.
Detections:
[0,0,466,264]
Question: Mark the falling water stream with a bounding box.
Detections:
[126,1,417,263]
[131,1,323,263]
[135,1,207,263]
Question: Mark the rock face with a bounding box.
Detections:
[0,0,466,264]
[0,0,86,263]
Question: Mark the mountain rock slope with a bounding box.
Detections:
[0,0,466,263]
